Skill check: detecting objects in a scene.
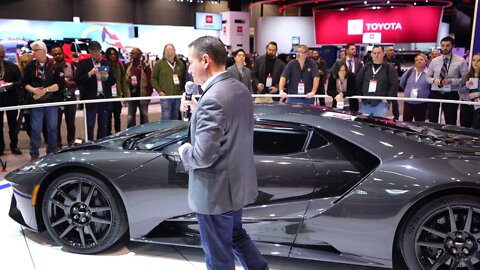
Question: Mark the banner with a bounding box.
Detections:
[314,6,443,44]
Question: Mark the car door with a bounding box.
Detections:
[242,121,320,248]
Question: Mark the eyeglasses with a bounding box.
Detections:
[32,49,43,52]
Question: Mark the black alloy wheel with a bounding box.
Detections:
[42,173,127,254]
[402,195,480,269]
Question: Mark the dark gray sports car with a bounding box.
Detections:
[7,103,480,269]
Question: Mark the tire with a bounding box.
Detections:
[42,172,128,254]
[401,195,480,269]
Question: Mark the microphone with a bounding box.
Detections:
[184,81,195,121]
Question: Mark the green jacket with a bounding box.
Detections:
[151,58,186,96]
[112,62,129,98]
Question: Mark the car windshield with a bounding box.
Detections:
[132,125,188,151]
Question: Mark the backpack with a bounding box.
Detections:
[400,68,414,90]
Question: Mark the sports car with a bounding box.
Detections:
[6,103,480,269]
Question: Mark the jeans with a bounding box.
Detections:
[160,99,180,120]
[197,209,269,270]
[127,100,149,128]
[360,102,389,118]
[286,97,314,105]
[30,106,58,157]
[85,102,107,141]
[57,104,77,147]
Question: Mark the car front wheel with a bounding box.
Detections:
[42,172,127,254]
[401,195,480,269]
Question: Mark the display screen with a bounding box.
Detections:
[195,12,222,31]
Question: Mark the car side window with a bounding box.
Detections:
[307,130,329,150]
[254,125,308,155]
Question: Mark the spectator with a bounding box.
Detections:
[332,43,363,111]
[279,44,320,105]
[429,49,441,62]
[426,36,468,125]
[151,43,186,120]
[227,49,253,93]
[400,53,430,122]
[363,51,372,65]
[311,50,327,106]
[356,45,399,118]
[252,41,285,102]
[384,46,401,120]
[0,44,22,155]
[105,47,127,135]
[22,40,64,161]
[75,41,116,141]
[326,62,356,110]
[126,47,153,128]
[52,44,77,148]
[339,50,346,60]
[459,53,480,128]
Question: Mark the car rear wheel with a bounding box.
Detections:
[42,172,127,254]
[401,195,480,269]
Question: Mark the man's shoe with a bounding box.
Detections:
[30,156,38,162]
[11,147,22,155]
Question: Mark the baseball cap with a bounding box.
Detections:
[88,41,102,51]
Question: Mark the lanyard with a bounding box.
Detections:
[167,60,176,71]
[371,65,382,79]
[414,70,423,84]
[92,58,101,67]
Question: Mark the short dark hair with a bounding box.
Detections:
[440,36,455,46]
[373,45,384,52]
[345,43,355,50]
[266,41,277,50]
[188,36,228,67]
[233,49,246,57]
[50,44,63,53]
[105,47,118,56]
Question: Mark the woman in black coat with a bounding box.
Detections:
[327,62,357,110]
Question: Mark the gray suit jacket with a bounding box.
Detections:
[226,64,253,93]
[181,72,258,215]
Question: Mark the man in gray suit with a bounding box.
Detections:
[179,36,269,270]
[226,49,253,93]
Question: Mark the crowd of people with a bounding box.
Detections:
[0,35,478,161]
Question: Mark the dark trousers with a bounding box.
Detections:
[107,101,122,135]
[460,104,474,128]
[57,104,77,147]
[391,100,399,120]
[427,91,459,125]
[0,109,19,152]
[85,102,107,141]
[403,102,428,122]
[197,209,269,270]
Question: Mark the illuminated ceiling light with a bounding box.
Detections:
[340,8,345,11]
[387,0,390,3]
[364,1,367,4]
[414,2,417,5]
[391,5,394,8]
[426,0,429,2]
[372,6,376,9]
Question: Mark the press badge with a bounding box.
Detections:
[112,84,117,97]
[173,74,180,85]
[266,76,273,88]
[368,80,377,93]
[410,88,418,99]
[298,82,305,94]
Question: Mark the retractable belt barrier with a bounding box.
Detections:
[0,94,478,141]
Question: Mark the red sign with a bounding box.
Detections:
[206,15,213,24]
[237,26,243,33]
[314,6,443,44]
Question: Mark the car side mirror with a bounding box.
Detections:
[162,143,182,163]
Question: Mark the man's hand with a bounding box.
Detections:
[334,94,344,103]
[257,83,265,92]
[32,87,45,100]
[178,142,192,160]
[268,86,278,93]
[442,79,450,86]
[88,67,98,77]
[180,92,198,113]
[306,91,316,98]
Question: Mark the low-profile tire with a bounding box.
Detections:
[42,172,128,254]
[401,195,480,269]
